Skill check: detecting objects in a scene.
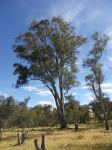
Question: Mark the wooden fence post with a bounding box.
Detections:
[41,134,46,150]
[34,138,41,150]
[0,128,2,141]
[17,133,21,145]
[21,132,26,144]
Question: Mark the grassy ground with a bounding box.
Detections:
[0,124,112,150]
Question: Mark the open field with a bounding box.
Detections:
[0,124,112,150]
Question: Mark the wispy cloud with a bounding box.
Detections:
[51,0,85,22]
[72,92,77,95]
[105,27,112,49]
[81,85,88,89]
[0,92,8,98]
[22,85,52,96]
[38,100,52,105]
[81,82,112,89]
[37,100,55,107]
[84,92,94,101]
[101,83,112,94]
[102,89,112,94]
[101,83,112,88]
[108,56,112,61]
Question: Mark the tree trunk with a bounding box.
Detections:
[60,104,67,128]
[53,88,67,128]
[56,98,67,128]
[105,120,109,130]
[100,100,109,131]
[60,113,67,128]
[59,76,67,129]
[55,104,67,129]
[104,113,109,130]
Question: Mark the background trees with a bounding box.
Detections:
[13,16,86,128]
[0,94,91,128]
[0,96,16,128]
[65,95,80,124]
[65,95,90,124]
[90,98,112,123]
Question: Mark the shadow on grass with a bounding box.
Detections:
[1,135,16,142]
[64,143,112,150]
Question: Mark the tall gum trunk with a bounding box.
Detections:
[104,114,109,130]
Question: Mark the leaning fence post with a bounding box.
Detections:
[34,138,41,150]
[21,132,26,144]
[41,134,46,150]
[0,128,2,141]
[17,133,21,145]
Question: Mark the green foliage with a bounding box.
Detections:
[65,95,90,124]
[90,98,112,122]
[65,95,80,123]
[14,17,86,89]
[0,95,59,128]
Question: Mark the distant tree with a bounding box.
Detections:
[31,104,57,127]
[0,96,16,128]
[79,105,90,123]
[15,98,33,128]
[0,96,6,128]
[13,16,86,128]
[65,95,80,123]
[83,32,109,130]
[90,97,112,123]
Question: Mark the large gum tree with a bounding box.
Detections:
[13,17,86,128]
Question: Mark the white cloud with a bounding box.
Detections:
[50,0,85,22]
[38,100,52,105]
[72,92,77,95]
[101,83,112,88]
[84,92,94,101]
[108,56,112,61]
[81,83,112,89]
[0,92,8,98]
[81,85,88,89]
[37,100,56,107]
[105,27,112,49]
[22,85,52,96]
[101,83,112,94]
[102,89,112,94]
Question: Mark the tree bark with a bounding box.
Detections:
[103,112,109,130]
[53,84,67,128]
[54,97,67,128]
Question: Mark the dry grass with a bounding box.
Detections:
[0,124,112,150]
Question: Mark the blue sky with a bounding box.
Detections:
[0,0,112,107]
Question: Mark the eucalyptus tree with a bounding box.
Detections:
[83,32,109,130]
[13,17,86,128]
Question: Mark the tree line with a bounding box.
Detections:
[0,95,91,128]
